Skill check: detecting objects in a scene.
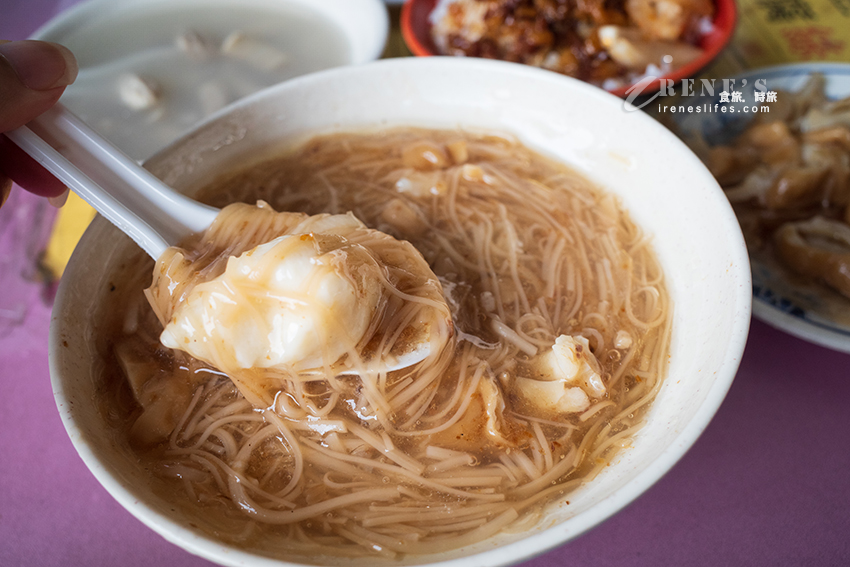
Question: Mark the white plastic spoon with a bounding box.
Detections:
[5,103,218,258]
[5,104,438,372]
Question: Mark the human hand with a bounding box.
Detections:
[0,39,78,207]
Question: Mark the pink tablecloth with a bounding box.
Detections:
[1,3,849,566]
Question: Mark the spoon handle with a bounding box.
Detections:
[6,104,218,258]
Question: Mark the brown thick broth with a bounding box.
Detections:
[98,128,671,561]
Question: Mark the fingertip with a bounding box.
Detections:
[50,42,79,86]
[48,188,70,208]
[0,39,76,131]
[0,39,78,91]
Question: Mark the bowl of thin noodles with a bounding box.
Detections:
[50,57,751,567]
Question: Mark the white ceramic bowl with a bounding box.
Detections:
[50,57,752,567]
[34,0,389,160]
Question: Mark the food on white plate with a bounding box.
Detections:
[689,74,850,299]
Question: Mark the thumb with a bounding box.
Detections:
[0,40,78,199]
[0,40,78,132]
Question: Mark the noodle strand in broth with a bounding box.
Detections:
[100,128,671,561]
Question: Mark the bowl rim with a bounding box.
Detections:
[49,56,751,567]
[400,0,738,99]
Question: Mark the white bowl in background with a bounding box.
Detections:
[33,0,389,160]
[50,57,751,567]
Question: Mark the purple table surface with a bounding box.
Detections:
[2,2,849,566]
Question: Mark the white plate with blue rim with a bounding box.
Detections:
[673,63,850,354]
